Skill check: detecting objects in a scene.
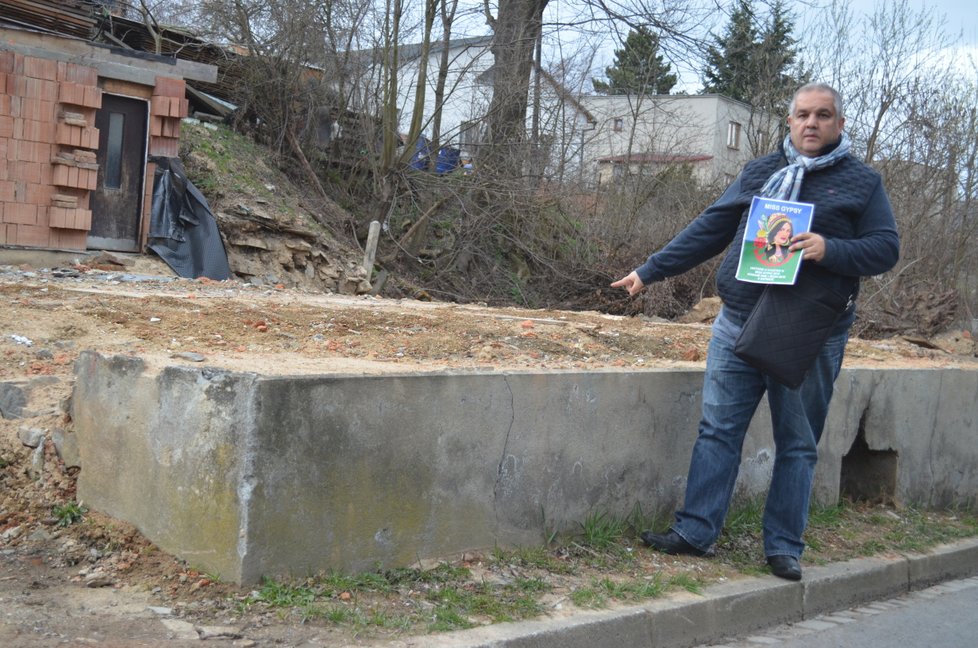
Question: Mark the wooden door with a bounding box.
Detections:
[89,94,148,251]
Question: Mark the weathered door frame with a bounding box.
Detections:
[88,92,150,252]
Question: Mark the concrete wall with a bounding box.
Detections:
[71,351,978,584]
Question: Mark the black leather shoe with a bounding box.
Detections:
[767,555,802,581]
[640,529,712,557]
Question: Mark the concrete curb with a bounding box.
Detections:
[399,537,978,648]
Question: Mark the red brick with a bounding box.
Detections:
[0,114,12,138]
[19,97,56,120]
[76,209,92,230]
[13,140,51,163]
[52,164,69,187]
[0,90,8,115]
[25,77,58,101]
[5,74,26,96]
[9,161,41,184]
[81,127,99,150]
[0,222,8,244]
[0,180,12,201]
[150,136,179,157]
[3,201,37,225]
[0,51,14,74]
[13,223,50,247]
[151,96,170,116]
[39,120,56,144]
[149,116,163,137]
[84,168,97,190]
[83,85,102,109]
[0,52,23,75]
[69,166,96,191]
[153,76,185,97]
[43,99,58,119]
[49,206,70,228]
[55,123,82,147]
[58,82,84,106]
[57,62,97,86]
[14,119,45,142]
[25,182,51,204]
[23,57,58,81]
[49,227,87,251]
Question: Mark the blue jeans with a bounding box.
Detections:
[672,307,848,559]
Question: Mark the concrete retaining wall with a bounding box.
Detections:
[71,351,978,584]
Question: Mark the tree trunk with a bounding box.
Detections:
[481,0,549,181]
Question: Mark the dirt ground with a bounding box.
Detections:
[1,252,977,647]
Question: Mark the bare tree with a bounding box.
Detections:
[426,0,461,168]
[480,0,549,180]
[803,0,978,335]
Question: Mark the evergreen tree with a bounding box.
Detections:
[757,1,806,102]
[593,27,677,95]
[701,0,804,111]
[702,0,759,102]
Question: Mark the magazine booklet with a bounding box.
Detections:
[734,196,814,285]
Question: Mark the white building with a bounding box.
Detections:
[580,94,781,187]
[363,37,778,185]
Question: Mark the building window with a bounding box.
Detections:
[105,112,125,189]
[613,118,624,132]
[727,121,741,149]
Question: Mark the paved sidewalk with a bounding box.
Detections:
[385,537,978,648]
[709,574,978,647]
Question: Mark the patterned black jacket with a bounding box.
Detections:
[635,144,900,328]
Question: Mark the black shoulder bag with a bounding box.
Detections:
[733,272,853,389]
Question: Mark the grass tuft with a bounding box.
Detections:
[228,500,978,641]
[52,501,87,527]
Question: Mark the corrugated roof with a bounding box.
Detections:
[0,0,98,39]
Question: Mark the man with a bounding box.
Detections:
[611,83,899,581]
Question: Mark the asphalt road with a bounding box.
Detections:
[702,575,978,647]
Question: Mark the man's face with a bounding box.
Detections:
[788,90,845,156]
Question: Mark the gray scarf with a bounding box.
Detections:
[760,132,852,201]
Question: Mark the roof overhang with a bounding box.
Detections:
[0,25,217,85]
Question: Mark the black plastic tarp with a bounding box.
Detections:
[148,156,231,281]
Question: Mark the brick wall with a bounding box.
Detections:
[141,75,188,242]
[1,49,99,250]
[2,47,190,252]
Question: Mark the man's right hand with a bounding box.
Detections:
[611,271,645,296]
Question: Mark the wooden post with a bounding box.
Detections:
[362,220,381,284]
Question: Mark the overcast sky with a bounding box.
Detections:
[845,0,978,45]
[581,0,978,93]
